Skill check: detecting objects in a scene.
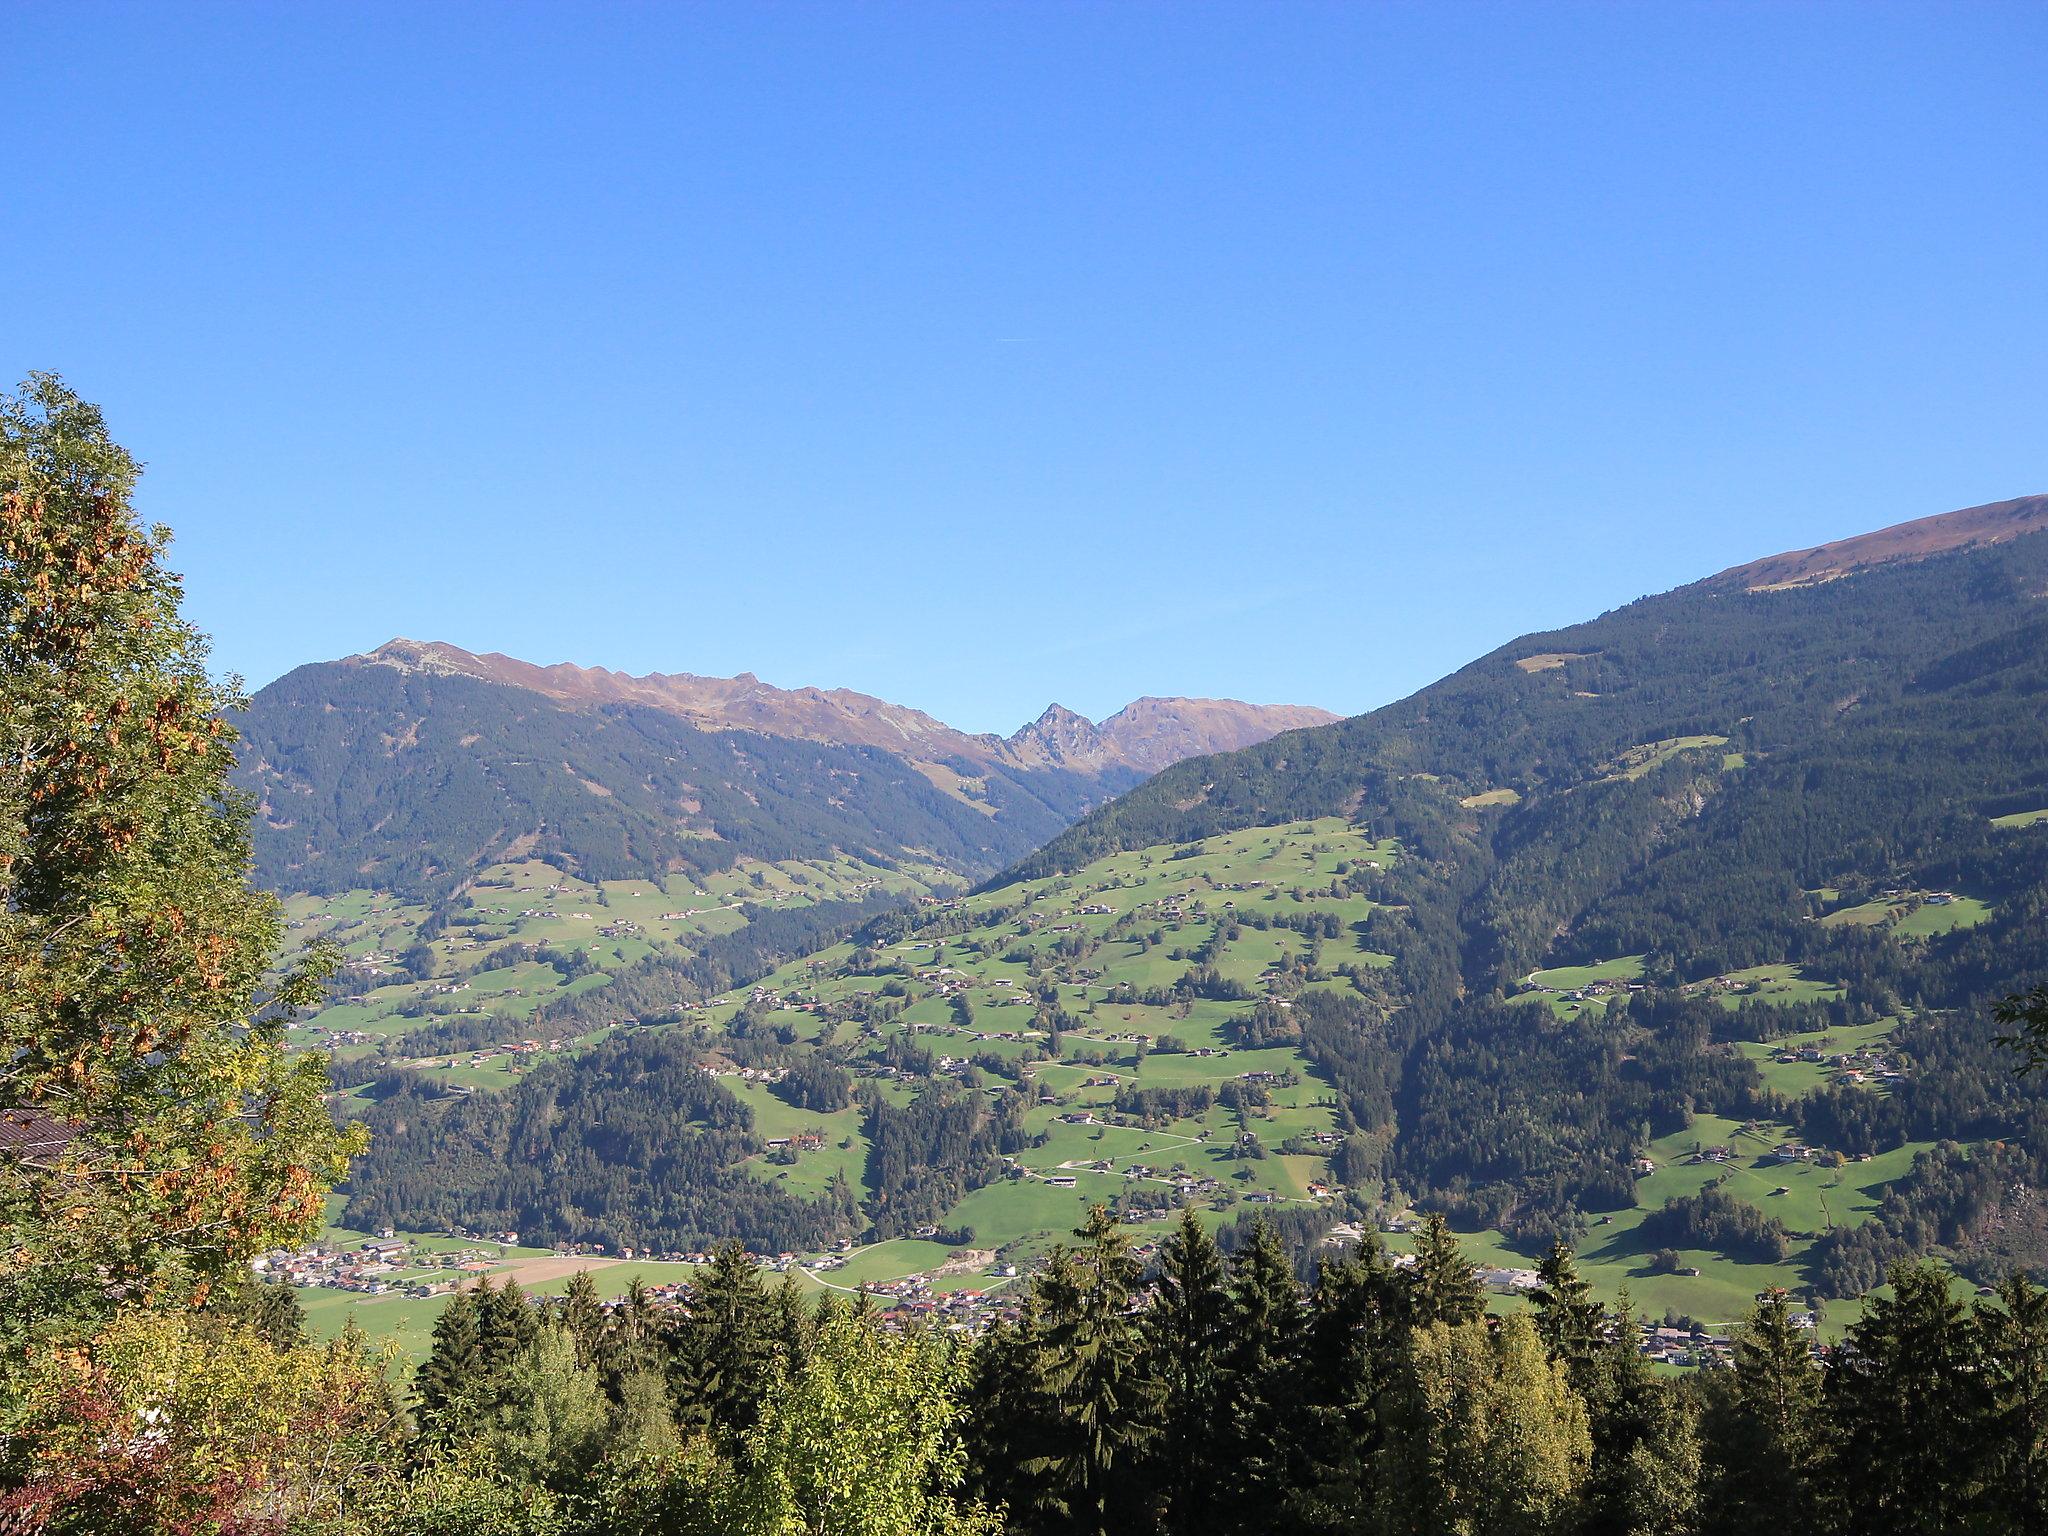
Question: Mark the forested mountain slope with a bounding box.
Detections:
[987,495,2048,1275]
[237,662,1104,898]
[334,496,2048,1315]
[236,644,1327,898]
[1005,497,2048,989]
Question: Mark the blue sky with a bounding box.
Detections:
[6,2,2045,734]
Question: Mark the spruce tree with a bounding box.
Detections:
[1825,1261,1987,1536]
[674,1239,775,1439]
[1030,1206,1157,1535]
[478,1277,540,1377]
[1979,1271,2048,1531]
[770,1273,815,1378]
[1285,1235,1409,1533]
[1215,1220,1307,1532]
[598,1273,663,1387]
[416,1287,484,1437]
[559,1267,605,1369]
[1702,1289,1821,1535]
[1578,1290,1672,1536]
[1531,1241,1603,1391]
[249,1280,308,1350]
[1139,1209,1229,1536]
[959,1309,1058,1528]
[209,1275,308,1350]
[1407,1214,1482,1327]
[1610,1380,1700,1536]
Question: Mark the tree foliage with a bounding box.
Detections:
[0,374,362,1345]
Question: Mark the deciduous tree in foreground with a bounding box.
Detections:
[0,374,364,1345]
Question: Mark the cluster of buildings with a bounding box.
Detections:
[1641,1325,1736,1368]
[455,1037,573,1070]
[295,1022,373,1048]
[697,1062,787,1084]
[258,1234,499,1297]
[1768,1039,1904,1086]
[1640,1304,1821,1368]
[1529,975,1645,1004]
[856,1275,1025,1331]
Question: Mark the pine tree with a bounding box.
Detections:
[559,1267,605,1369]
[674,1239,775,1440]
[1978,1271,2048,1531]
[1215,1220,1307,1532]
[416,1287,484,1438]
[1825,1261,1987,1536]
[1702,1289,1821,1535]
[1407,1214,1482,1328]
[1530,1241,1603,1391]
[1139,1209,1229,1536]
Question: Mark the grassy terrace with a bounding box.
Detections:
[1701,962,1846,1012]
[286,851,947,1089]
[1818,890,1994,939]
[684,816,1400,1272]
[1599,735,1730,782]
[294,815,1958,1361]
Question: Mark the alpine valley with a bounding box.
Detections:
[268,495,2048,1356]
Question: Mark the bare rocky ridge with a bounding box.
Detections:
[1710,493,2048,592]
[1002,703,1107,771]
[357,638,1335,776]
[1001,695,1343,774]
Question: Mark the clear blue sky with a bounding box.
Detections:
[7,3,2045,734]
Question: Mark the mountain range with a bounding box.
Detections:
[233,639,1332,898]
[358,639,1335,776]
[292,492,2048,1324]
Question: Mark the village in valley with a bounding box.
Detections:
[273,815,1927,1370]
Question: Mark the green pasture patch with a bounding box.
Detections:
[1893,896,1992,938]
[1819,892,1992,939]
[950,1179,1100,1248]
[1707,963,1845,1012]
[827,1240,961,1287]
[1992,807,2048,829]
[1459,788,1521,808]
[1735,1018,1896,1097]
[1525,955,1646,991]
[1600,736,1730,782]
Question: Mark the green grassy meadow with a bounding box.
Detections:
[290,814,1964,1365]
